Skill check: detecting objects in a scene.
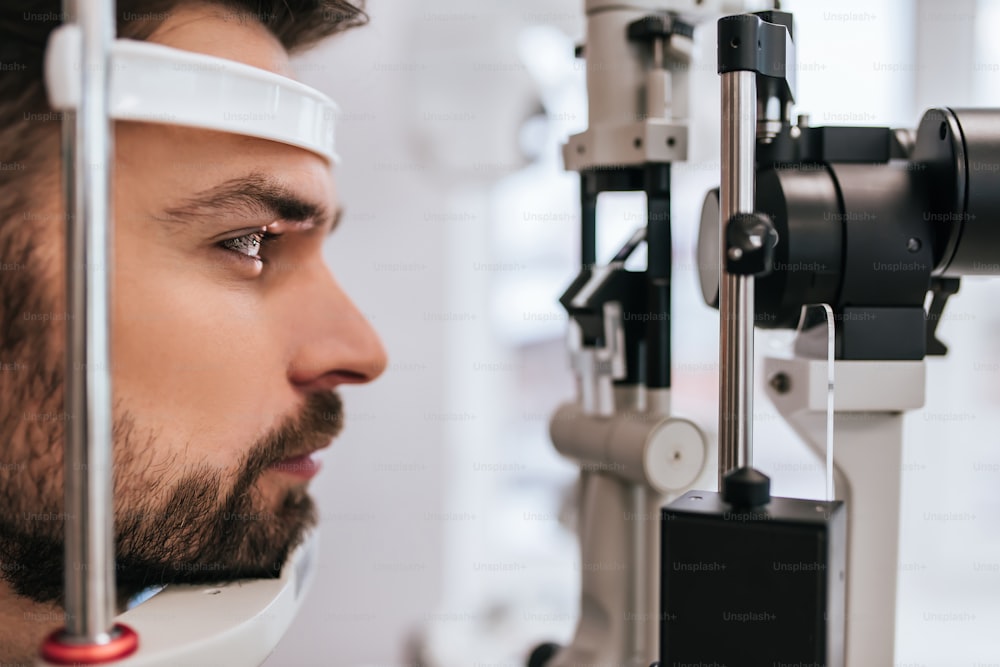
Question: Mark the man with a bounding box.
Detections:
[0,1,386,662]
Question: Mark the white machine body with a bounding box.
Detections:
[548,387,707,667]
[563,0,767,171]
[764,356,926,666]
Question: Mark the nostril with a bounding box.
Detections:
[332,370,368,383]
[289,369,371,393]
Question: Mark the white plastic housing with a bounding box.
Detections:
[45,25,339,163]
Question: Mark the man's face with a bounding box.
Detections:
[0,5,386,604]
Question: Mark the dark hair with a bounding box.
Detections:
[0,0,365,348]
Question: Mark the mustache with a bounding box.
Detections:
[241,391,344,484]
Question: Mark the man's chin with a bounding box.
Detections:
[114,486,317,603]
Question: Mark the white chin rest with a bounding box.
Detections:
[34,533,320,667]
[44,25,339,164]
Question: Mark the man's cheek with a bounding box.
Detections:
[109,421,221,503]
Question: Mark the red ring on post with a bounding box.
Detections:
[39,624,139,664]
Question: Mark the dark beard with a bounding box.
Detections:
[0,389,343,606]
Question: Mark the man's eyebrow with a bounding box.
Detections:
[161,172,339,232]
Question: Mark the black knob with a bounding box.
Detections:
[724,212,778,277]
[626,14,694,43]
[723,466,771,509]
[527,642,561,667]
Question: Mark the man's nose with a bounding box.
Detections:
[285,266,387,393]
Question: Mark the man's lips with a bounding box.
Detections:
[269,453,322,480]
[269,446,329,480]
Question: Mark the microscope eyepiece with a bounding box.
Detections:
[913,108,1000,276]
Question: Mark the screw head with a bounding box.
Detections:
[769,372,791,394]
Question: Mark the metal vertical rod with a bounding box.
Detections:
[718,70,757,489]
[62,0,117,643]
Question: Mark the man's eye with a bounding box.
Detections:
[220,231,280,259]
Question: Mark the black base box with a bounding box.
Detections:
[660,490,846,667]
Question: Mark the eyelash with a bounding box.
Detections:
[219,230,282,262]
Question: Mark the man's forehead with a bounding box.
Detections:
[142,3,294,77]
[117,118,335,183]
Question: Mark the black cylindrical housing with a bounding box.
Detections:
[912,108,1000,275]
[753,166,842,328]
[832,161,934,307]
[697,104,1000,360]
[699,157,942,329]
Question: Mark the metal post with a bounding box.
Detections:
[62,0,117,643]
[717,70,757,488]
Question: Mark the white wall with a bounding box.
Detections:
[265,2,577,665]
[266,4,455,664]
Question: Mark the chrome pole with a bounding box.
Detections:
[717,70,757,489]
[62,0,117,643]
